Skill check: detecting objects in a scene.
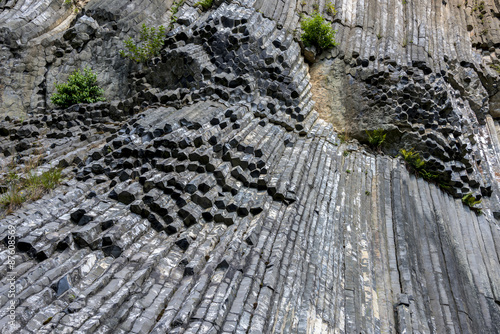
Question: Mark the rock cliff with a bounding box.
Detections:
[0,0,500,333]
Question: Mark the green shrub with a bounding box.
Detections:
[300,12,336,50]
[51,67,105,108]
[119,24,166,63]
[195,0,213,11]
[366,129,387,149]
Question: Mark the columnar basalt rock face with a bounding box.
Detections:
[1,0,500,334]
[297,0,500,203]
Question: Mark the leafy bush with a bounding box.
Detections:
[300,12,336,50]
[195,0,213,11]
[51,67,105,108]
[366,129,387,149]
[119,24,166,63]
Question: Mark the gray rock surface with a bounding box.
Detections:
[0,0,499,333]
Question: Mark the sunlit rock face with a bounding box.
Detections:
[1,0,500,333]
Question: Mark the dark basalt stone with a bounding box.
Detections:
[0,3,499,334]
[70,209,86,223]
[52,275,71,296]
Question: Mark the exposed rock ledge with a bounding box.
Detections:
[0,0,499,333]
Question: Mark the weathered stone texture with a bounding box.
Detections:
[0,0,499,333]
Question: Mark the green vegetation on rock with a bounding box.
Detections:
[462,192,482,214]
[170,0,185,27]
[325,1,337,16]
[400,148,425,169]
[1,160,63,214]
[50,67,105,108]
[195,0,213,11]
[300,12,337,50]
[365,129,387,150]
[119,23,166,63]
[490,63,500,74]
[399,148,439,181]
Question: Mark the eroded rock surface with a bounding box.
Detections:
[0,0,500,333]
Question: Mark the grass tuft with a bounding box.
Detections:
[1,165,64,214]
